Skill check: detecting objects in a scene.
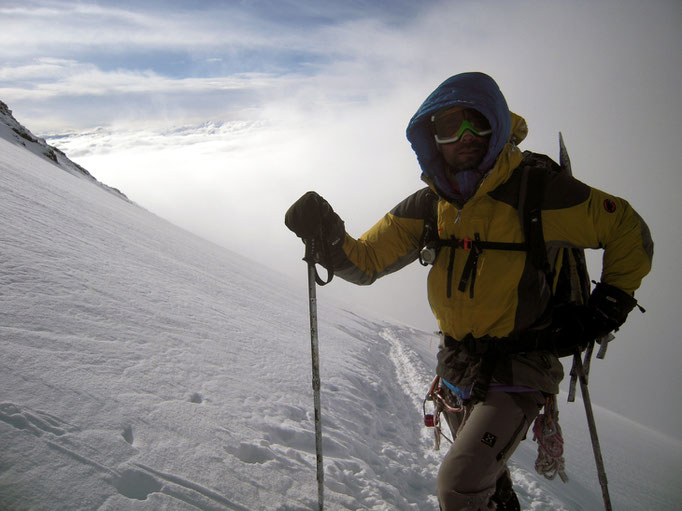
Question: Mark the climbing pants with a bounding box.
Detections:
[437,390,544,510]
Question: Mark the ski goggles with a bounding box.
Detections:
[431,108,492,144]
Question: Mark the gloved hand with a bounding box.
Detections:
[546,283,638,356]
[284,191,345,245]
[588,282,638,335]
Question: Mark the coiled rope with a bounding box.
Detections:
[533,394,569,483]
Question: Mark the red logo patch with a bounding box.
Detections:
[603,199,617,213]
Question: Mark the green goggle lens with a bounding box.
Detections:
[432,114,492,144]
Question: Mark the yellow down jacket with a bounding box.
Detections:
[330,114,653,394]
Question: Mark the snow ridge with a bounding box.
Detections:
[0,100,129,201]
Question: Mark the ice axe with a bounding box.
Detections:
[560,133,612,511]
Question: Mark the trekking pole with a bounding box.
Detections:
[572,344,613,511]
[303,237,331,511]
[559,132,612,509]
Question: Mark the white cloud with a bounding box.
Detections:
[1,64,282,100]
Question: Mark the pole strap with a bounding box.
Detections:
[304,237,334,286]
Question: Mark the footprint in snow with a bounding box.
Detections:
[0,402,73,437]
[113,468,163,500]
[225,441,277,464]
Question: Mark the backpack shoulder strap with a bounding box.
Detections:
[517,152,552,278]
[517,150,591,305]
[418,189,440,265]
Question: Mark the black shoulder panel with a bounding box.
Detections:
[541,170,591,210]
[488,151,591,210]
[488,169,522,208]
[389,186,439,221]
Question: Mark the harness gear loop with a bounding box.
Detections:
[423,376,460,450]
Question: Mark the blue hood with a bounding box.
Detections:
[406,72,511,201]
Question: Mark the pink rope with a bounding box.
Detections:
[533,396,569,483]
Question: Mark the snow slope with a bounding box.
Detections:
[1,108,680,510]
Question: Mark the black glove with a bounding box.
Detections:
[284,191,345,244]
[588,282,638,335]
[544,283,638,357]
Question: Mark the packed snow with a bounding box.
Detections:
[1,105,680,510]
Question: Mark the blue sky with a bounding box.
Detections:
[1,0,423,117]
[2,0,682,439]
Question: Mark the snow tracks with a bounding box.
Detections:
[0,402,252,511]
[307,313,443,510]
